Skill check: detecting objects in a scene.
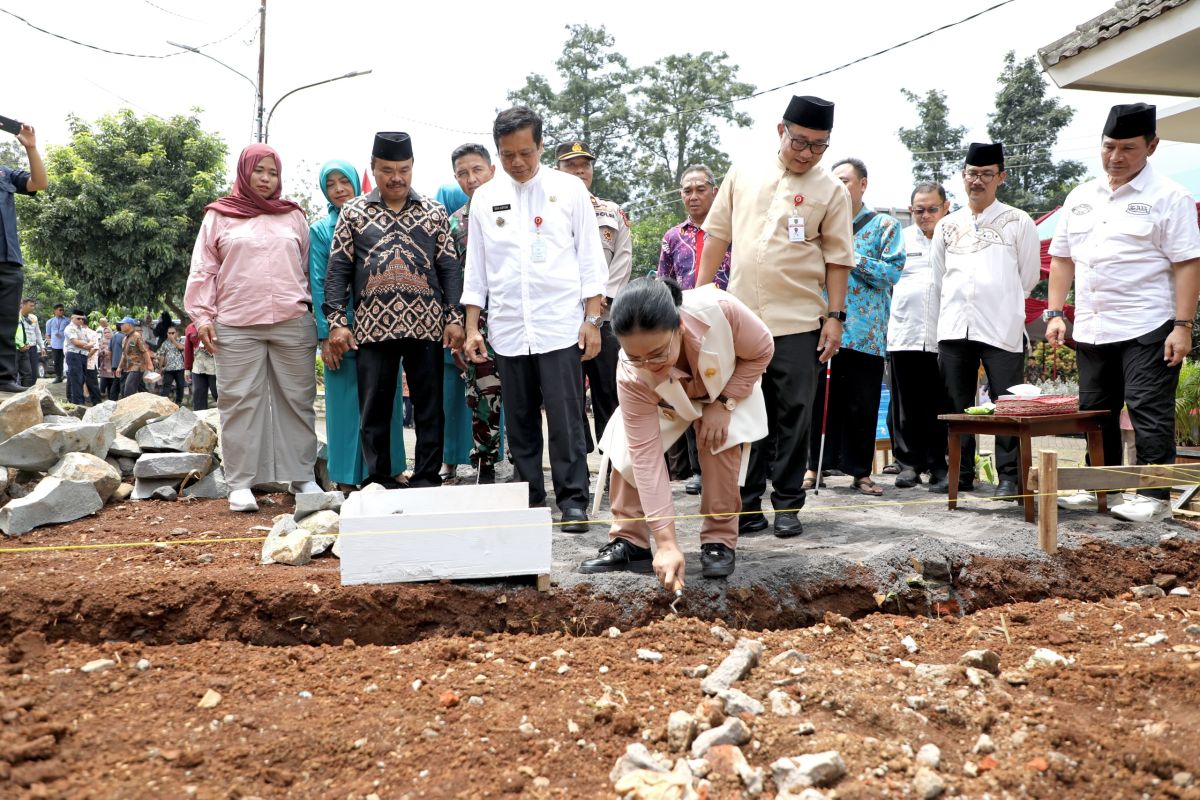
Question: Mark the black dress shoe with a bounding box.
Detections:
[0,381,25,394]
[700,542,736,578]
[992,480,1020,502]
[928,472,950,493]
[578,538,653,574]
[774,511,803,538]
[684,474,702,495]
[477,463,496,484]
[738,511,768,534]
[560,507,590,533]
[894,467,921,488]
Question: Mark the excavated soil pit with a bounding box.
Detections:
[1,494,1199,798]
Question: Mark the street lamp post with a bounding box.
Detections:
[263,71,373,142]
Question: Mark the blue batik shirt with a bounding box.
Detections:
[841,204,905,357]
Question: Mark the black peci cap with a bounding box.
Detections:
[783,95,834,131]
[965,142,1004,170]
[372,132,413,161]
[1103,103,1156,139]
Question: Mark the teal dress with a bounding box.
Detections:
[310,160,406,485]
[442,349,473,465]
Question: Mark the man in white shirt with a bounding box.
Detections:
[1047,103,1200,523]
[931,142,1041,499]
[462,106,608,531]
[887,182,951,491]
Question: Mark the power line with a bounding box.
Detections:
[141,0,204,22]
[0,5,258,58]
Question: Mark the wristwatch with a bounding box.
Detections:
[585,314,603,329]
[1174,319,1195,329]
[1042,309,1065,322]
[826,311,847,322]
[716,394,738,412]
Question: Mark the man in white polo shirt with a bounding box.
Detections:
[931,142,1041,500]
[1046,103,1200,523]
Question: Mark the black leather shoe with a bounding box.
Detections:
[700,542,736,578]
[477,463,496,484]
[0,382,25,394]
[684,474,702,495]
[928,472,949,493]
[894,467,921,488]
[738,511,768,534]
[560,507,590,533]
[992,480,1020,502]
[578,538,653,574]
[774,511,804,538]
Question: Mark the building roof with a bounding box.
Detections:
[1039,0,1192,67]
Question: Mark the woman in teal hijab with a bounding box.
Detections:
[310,160,406,487]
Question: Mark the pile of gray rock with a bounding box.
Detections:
[0,389,228,536]
[259,490,344,565]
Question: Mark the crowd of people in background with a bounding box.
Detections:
[4,93,1197,585]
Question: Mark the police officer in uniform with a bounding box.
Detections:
[556,140,633,448]
[1047,103,1200,523]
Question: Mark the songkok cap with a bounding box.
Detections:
[555,140,595,161]
[71,308,87,318]
[783,95,834,131]
[1104,103,1156,139]
[965,142,1004,169]
[118,316,138,325]
[372,132,413,161]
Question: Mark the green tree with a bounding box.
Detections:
[897,89,967,185]
[630,52,753,209]
[21,260,77,317]
[628,210,677,279]
[17,108,227,320]
[987,51,1086,216]
[508,24,637,203]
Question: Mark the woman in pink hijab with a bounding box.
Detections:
[186,143,321,512]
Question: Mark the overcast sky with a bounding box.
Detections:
[5,0,1198,216]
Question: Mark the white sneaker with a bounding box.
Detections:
[290,480,323,495]
[229,488,258,512]
[1110,495,1170,523]
[1057,491,1097,510]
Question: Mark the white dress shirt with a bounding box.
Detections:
[1048,162,1200,345]
[931,200,1041,353]
[462,166,607,358]
[887,223,939,353]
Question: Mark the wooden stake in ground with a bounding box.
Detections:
[1038,449,1058,555]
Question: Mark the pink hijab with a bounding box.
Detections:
[205,143,303,219]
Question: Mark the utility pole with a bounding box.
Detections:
[255,0,267,142]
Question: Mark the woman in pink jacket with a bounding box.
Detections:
[580,277,774,588]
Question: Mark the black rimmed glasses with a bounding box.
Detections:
[782,126,830,155]
[963,169,1000,183]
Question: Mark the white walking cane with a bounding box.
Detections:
[813,354,833,496]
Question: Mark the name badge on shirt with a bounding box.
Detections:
[788,215,806,243]
[531,237,548,263]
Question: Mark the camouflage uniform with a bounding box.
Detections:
[450,200,503,467]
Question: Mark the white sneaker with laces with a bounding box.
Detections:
[290,480,323,495]
[1057,491,1097,510]
[229,487,258,512]
[1110,494,1170,523]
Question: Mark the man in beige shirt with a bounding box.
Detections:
[696,94,854,538]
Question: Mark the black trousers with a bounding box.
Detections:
[495,344,590,511]
[0,262,22,384]
[66,352,102,406]
[887,350,949,474]
[582,321,620,450]
[17,347,38,386]
[939,338,1023,482]
[122,371,145,397]
[744,331,819,513]
[358,337,444,488]
[160,369,185,403]
[1076,320,1178,501]
[99,375,117,399]
[809,347,885,480]
[192,372,217,410]
[52,348,64,379]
